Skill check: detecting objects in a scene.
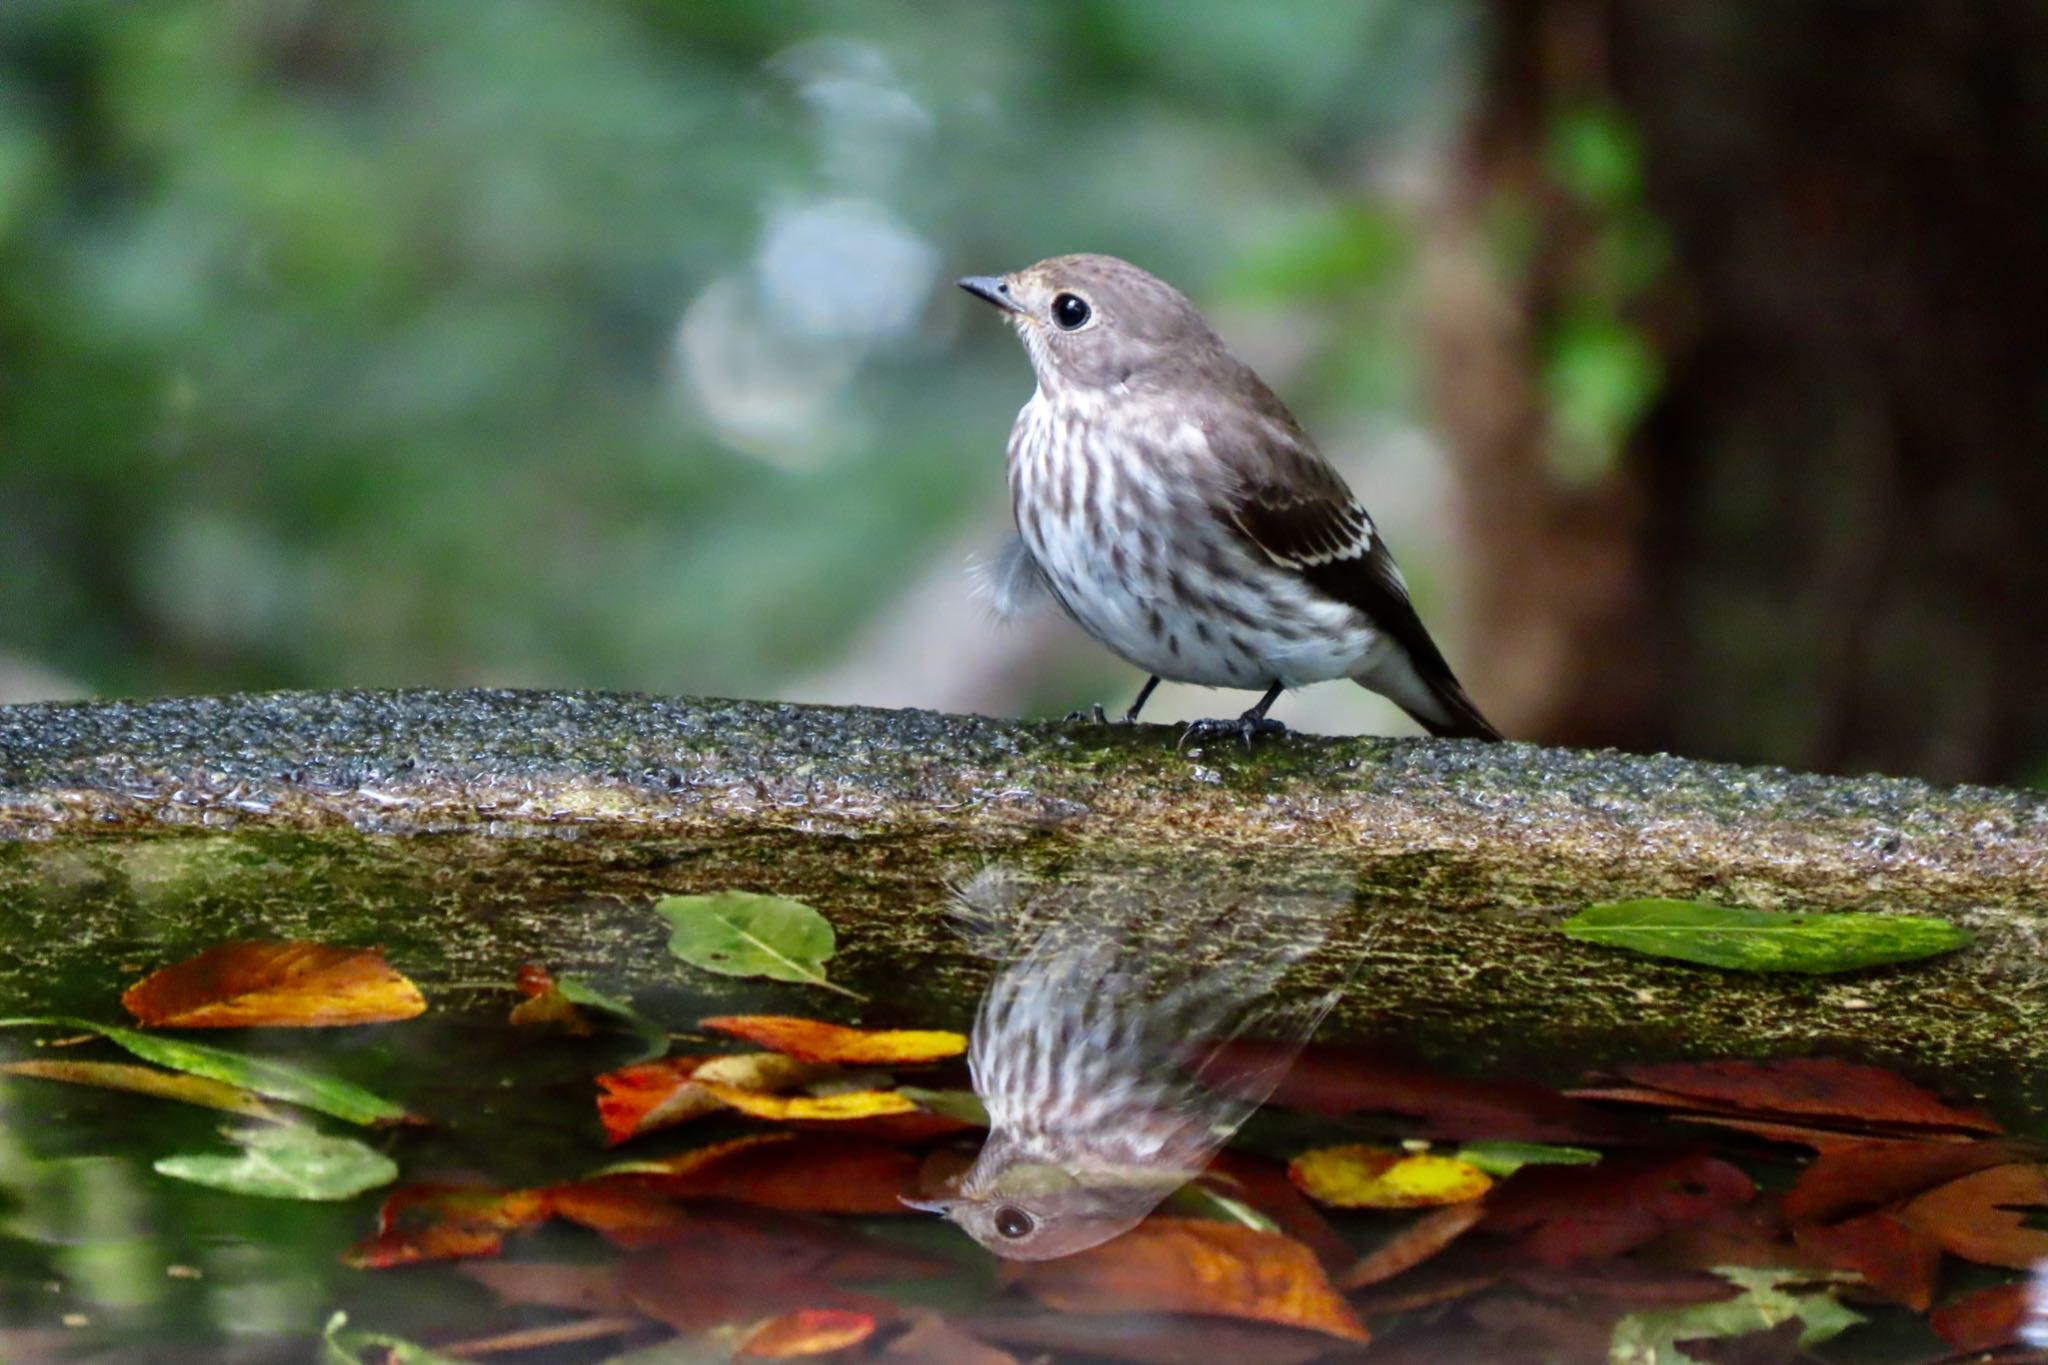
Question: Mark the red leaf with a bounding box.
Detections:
[1609,1059,1999,1134]
[1484,1151,1755,1266]
[342,1185,550,1268]
[630,1134,920,1214]
[1900,1163,2048,1269]
[616,1240,895,1336]
[1782,1138,2031,1224]
[124,940,426,1028]
[735,1308,876,1358]
[1930,1282,2031,1353]
[1792,1212,1941,1310]
[1212,1041,1627,1142]
[1511,1261,1740,1306]
[1339,1201,1486,1289]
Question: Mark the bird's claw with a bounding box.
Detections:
[1063,703,1113,726]
[1180,712,1288,751]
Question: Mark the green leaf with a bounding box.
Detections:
[655,891,864,999]
[156,1126,397,1201]
[322,1311,467,1365]
[555,977,669,1063]
[1452,1140,1602,1177]
[0,1017,415,1125]
[1169,1181,1280,1232]
[1559,900,1971,974]
[898,1087,989,1125]
[1610,1265,1863,1363]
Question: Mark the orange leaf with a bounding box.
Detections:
[596,1054,829,1145]
[342,1185,551,1268]
[701,1016,966,1065]
[1597,1059,2000,1134]
[1792,1212,1941,1310]
[1000,1218,1370,1343]
[124,941,426,1028]
[1340,1202,1487,1289]
[735,1308,877,1358]
[1899,1162,2048,1268]
[1930,1282,2031,1353]
[545,1176,691,1248]
[626,1134,920,1214]
[700,1083,916,1121]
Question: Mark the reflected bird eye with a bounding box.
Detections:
[1051,293,1091,330]
[994,1205,1035,1238]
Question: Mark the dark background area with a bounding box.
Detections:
[2,0,2041,788]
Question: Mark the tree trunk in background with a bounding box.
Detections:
[1433,1,2048,785]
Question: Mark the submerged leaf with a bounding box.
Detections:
[1288,1145,1491,1208]
[701,1015,964,1064]
[1453,1140,1602,1177]
[596,1053,832,1145]
[1561,899,1970,973]
[2,1058,286,1122]
[321,1311,466,1365]
[1000,1218,1370,1343]
[700,1083,917,1122]
[0,1017,414,1126]
[124,941,426,1028]
[1608,1265,1863,1362]
[156,1125,397,1200]
[735,1308,878,1358]
[657,892,864,999]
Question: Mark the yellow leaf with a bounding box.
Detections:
[701,1015,966,1065]
[699,1083,916,1121]
[2,1059,286,1122]
[123,941,426,1028]
[1288,1145,1492,1209]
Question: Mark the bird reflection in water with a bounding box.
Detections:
[909,867,1348,1260]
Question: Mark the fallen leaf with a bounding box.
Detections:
[896,1087,989,1126]
[1930,1282,2031,1353]
[544,1175,691,1247]
[508,965,592,1036]
[1900,1162,2048,1268]
[1215,1041,1628,1142]
[156,1124,396,1200]
[322,1310,465,1365]
[1453,1139,1603,1177]
[787,1110,976,1143]
[1612,1058,1999,1134]
[1514,1262,1741,1305]
[1287,1144,1491,1208]
[1607,1265,1863,1362]
[1201,1152,1351,1269]
[735,1308,876,1358]
[2,1059,285,1122]
[1339,1201,1486,1288]
[999,1218,1369,1343]
[596,1053,829,1145]
[1792,1212,1940,1310]
[342,1185,551,1268]
[615,1238,894,1336]
[965,1311,1337,1365]
[458,1260,637,1314]
[0,1017,414,1126]
[1783,1139,2031,1224]
[657,891,863,999]
[1670,1318,1806,1365]
[700,1083,916,1122]
[1485,1150,1755,1266]
[123,941,425,1028]
[623,1134,920,1215]
[702,1015,965,1065]
[880,1314,1019,1365]
[1561,899,1971,973]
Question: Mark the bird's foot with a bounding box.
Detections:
[1062,703,1113,726]
[1180,710,1288,750]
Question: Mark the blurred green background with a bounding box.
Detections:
[4,1,2044,785]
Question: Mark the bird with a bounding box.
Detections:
[958,253,1501,744]
[906,868,1338,1261]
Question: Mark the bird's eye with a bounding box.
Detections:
[994,1205,1035,1239]
[1051,293,1091,330]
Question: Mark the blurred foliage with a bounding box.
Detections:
[0,0,1481,706]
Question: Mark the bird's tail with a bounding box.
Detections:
[1357,669,1503,742]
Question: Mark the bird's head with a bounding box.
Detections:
[958,253,1222,395]
[904,1139,1179,1261]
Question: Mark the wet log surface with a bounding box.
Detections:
[1,689,2044,1092]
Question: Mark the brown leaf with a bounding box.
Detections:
[999,1217,1369,1343]
[701,1016,966,1065]
[1930,1282,2031,1353]
[124,940,426,1028]
[1511,1262,1741,1305]
[1782,1138,2033,1224]
[1340,1202,1486,1289]
[880,1314,1020,1365]
[1202,1151,1351,1270]
[342,1185,550,1268]
[544,1175,692,1248]
[1900,1162,2048,1269]
[1603,1059,1999,1134]
[735,1308,876,1358]
[965,1312,1341,1365]
[1792,1212,1941,1310]
[615,1239,895,1336]
[626,1133,921,1214]
[1484,1150,1755,1266]
[1212,1041,1627,1142]
[458,1260,638,1314]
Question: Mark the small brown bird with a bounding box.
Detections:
[960,253,1500,743]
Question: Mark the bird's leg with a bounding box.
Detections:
[1066,675,1161,727]
[1181,682,1288,749]
[1120,676,1161,725]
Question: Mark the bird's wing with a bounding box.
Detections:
[1202,406,1500,739]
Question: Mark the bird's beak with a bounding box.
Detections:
[957,275,1023,314]
[899,1195,960,1216]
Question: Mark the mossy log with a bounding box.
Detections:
[1,689,2044,1094]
